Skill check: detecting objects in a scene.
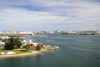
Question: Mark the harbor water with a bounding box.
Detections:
[0,34,100,67]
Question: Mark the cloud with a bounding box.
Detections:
[0,8,67,24]
[0,0,100,31]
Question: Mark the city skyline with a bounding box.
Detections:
[0,0,100,31]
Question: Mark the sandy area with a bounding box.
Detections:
[0,49,47,58]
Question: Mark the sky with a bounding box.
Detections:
[0,0,100,31]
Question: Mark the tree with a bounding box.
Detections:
[23,45,31,53]
[36,44,41,50]
[0,37,2,41]
[14,37,22,48]
[4,37,22,50]
[2,38,7,42]
[4,37,14,50]
[25,45,31,52]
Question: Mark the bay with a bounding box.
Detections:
[0,34,100,67]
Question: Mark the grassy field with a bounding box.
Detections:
[0,48,26,55]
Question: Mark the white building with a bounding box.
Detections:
[22,40,28,46]
[8,30,17,34]
[0,41,5,48]
[19,31,34,36]
[0,36,9,39]
[68,31,76,33]
[30,43,38,46]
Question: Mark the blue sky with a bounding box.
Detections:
[0,0,100,31]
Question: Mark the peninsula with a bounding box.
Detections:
[0,37,59,58]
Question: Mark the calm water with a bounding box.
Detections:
[0,34,100,67]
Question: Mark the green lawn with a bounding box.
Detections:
[0,48,26,55]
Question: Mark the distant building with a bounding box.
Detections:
[0,36,9,39]
[48,31,54,34]
[45,29,48,33]
[97,31,100,33]
[0,32,2,35]
[8,30,17,35]
[68,31,76,33]
[54,30,60,33]
[19,31,34,36]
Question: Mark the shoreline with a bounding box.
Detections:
[0,49,47,58]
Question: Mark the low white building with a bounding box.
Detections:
[21,39,38,48]
[0,41,5,48]
[0,36,9,39]
[28,40,38,46]
[30,43,38,46]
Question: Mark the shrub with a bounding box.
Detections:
[22,45,26,49]
[25,45,32,53]
[36,44,41,50]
